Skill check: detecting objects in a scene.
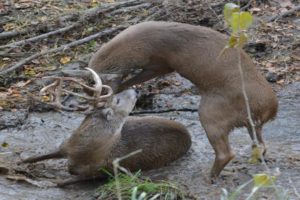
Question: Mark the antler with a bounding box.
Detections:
[39,68,113,111]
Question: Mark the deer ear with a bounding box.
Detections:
[103,108,114,121]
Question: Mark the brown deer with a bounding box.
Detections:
[21,68,191,186]
[88,21,278,180]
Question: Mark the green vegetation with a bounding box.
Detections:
[97,171,186,200]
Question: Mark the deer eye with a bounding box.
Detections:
[116,99,120,104]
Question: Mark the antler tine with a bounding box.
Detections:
[43,76,95,91]
[41,76,97,102]
[85,68,102,99]
[99,85,113,100]
[86,68,114,102]
[36,68,113,111]
[39,77,81,111]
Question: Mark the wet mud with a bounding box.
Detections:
[0,77,299,200]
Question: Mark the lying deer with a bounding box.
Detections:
[21,68,191,186]
[87,21,278,180]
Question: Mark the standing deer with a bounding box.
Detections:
[87,21,278,180]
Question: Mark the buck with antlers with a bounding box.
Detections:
[21,68,191,186]
[87,21,278,180]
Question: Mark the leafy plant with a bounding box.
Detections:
[222,3,266,163]
[223,3,253,48]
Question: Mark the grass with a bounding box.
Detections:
[96,171,186,200]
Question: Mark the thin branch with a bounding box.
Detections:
[131,108,198,115]
[0,0,145,49]
[237,44,269,172]
[289,177,300,199]
[0,30,27,40]
[110,2,152,15]
[267,5,300,22]
[0,26,126,76]
[241,0,253,11]
[0,24,77,49]
[112,149,143,200]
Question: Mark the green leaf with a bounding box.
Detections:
[253,174,276,187]
[230,12,253,33]
[223,3,240,24]
[1,142,8,148]
[137,183,158,193]
[228,35,238,48]
[131,186,138,200]
[239,12,253,30]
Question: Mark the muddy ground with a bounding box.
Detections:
[0,74,299,200]
[0,1,300,199]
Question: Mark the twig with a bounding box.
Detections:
[0,30,27,40]
[111,2,152,15]
[145,8,166,21]
[237,40,269,172]
[112,149,143,200]
[289,177,300,199]
[0,52,30,58]
[0,0,145,49]
[0,26,126,76]
[241,0,253,11]
[0,24,77,49]
[267,5,300,22]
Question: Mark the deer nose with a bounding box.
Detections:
[134,89,141,98]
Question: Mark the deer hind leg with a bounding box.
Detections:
[198,97,235,180]
[118,67,173,92]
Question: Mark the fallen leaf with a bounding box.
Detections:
[24,66,36,77]
[31,59,40,64]
[1,142,9,148]
[60,56,71,64]
[3,23,15,31]
[253,174,276,187]
[2,57,10,61]
[41,95,51,102]
[250,7,261,13]
[276,79,285,85]
[40,16,48,22]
